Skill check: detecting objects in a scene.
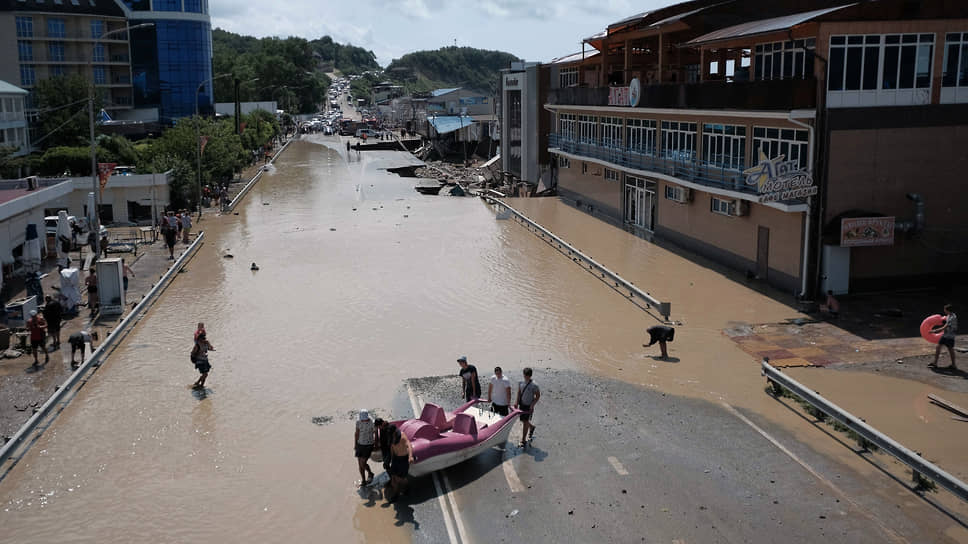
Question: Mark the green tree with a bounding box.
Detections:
[32,74,104,149]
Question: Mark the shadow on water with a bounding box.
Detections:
[190,386,213,400]
[647,355,681,363]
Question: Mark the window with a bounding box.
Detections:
[50,65,66,76]
[93,43,105,62]
[942,32,968,90]
[577,114,598,144]
[558,155,570,168]
[91,20,104,39]
[184,0,203,12]
[18,41,33,62]
[20,65,36,87]
[93,66,106,85]
[710,197,731,216]
[48,42,65,62]
[47,18,66,38]
[559,67,578,88]
[558,112,576,141]
[154,0,182,10]
[702,124,746,170]
[626,118,656,155]
[604,168,620,182]
[752,127,809,170]
[755,39,815,80]
[664,185,688,202]
[828,33,934,92]
[660,121,696,161]
[600,116,623,148]
[16,16,33,38]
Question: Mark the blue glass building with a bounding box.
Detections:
[118,0,213,122]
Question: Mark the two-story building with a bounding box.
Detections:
[546,0,968,297]
[0,80,30,158]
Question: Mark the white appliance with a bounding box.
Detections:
[96,258,125,315]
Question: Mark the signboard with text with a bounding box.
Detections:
[608,86,629,106]
[743,151,817,203]
[840,217,895,247]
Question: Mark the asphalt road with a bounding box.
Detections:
[363,369,955,543]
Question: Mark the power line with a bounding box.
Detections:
[29,106,88,148]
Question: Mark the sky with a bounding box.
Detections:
[211,0,671,66]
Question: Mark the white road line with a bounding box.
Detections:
[502,450,526,493]
[607,456,629,476]
[406,386,473,544]
[721,402,908,544]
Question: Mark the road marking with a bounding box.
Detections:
[607,456,629,475]
[721,402,907,544]
[502,450,526,493]
[406,385,469,544]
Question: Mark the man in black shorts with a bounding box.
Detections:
[931,304,958,370]
[514,367,540,447]
[68,330,97,368]
[643,325,675,359]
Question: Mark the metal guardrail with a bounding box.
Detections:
[480,195,671,319]
[0,232,206,469]
[228,137,294,212]
[762,359,968,503]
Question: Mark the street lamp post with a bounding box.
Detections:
[194,73,231,220]
[89,22,153,257]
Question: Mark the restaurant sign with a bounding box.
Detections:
[608,78,642,107]
[743,151,817,203]
[840,217,895,247]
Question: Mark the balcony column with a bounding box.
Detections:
[658,31,663,84]
[600,42,607,87]
[699,48,704,82]
[624,40,630,85]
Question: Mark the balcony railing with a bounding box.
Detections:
[548,78,817,111]
[549,133,755,195]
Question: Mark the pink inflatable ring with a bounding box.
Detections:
[920,314,945,344]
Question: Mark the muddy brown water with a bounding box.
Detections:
[1,138,966,542]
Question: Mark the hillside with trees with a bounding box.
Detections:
[386,47,520,95]
[309,36,380,75]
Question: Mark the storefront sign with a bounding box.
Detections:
[503,75,521,90]
[743,151,817,203]
[608,86,629,106]
[629,78,641,107]
[840,217,895,247]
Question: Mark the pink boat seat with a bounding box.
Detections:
[452,413,478,437]
[400,419,440,441]
[419,403,447,430]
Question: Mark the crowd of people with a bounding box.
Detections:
[157,210,194,260]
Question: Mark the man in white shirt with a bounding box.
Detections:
[180,212,192,243]
[488,366,512,416]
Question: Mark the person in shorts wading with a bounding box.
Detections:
[355,409,376,486]
[190,332,215,389]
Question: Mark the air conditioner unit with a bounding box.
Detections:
[669,186,692,204]
[729,199,749,217]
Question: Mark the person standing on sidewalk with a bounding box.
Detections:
[180,212,192,244]
[27,310,49,366]
[488,366,512,416]
[43,295,63,350]
[931,304,958,370]
[164,212,177,260]
[121,258,135,293]
[514,367,540,447]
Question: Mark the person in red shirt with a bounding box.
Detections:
[26,310,49,366]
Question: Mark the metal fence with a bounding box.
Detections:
[481,195,671,319]
[0,232,206,470]
[762,359,968,503]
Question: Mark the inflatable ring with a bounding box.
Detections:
[920,314,945,344]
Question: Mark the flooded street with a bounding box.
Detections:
[0,138,965,542]
[0,138,668,542]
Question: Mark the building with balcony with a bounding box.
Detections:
[0,0,135,115]
[546,0,968,296]
[0,80,30,157]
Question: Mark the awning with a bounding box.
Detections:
[429,115,475,135]
[549,50,601,64]
[685,4,855,47]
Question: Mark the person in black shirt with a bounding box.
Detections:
[42,295,64,349]
[457,356,481,401]
[643,325,675,359]
[375,418,392,472]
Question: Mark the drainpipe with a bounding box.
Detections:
[788,113,814,299]
[894,193,925,234]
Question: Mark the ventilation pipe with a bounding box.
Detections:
[895,193,925,234]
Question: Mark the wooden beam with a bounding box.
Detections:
[928,393,968,418]
[658,32,663,83]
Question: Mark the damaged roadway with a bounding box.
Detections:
[367,368,948,543]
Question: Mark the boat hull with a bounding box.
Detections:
[408,416,517,477]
